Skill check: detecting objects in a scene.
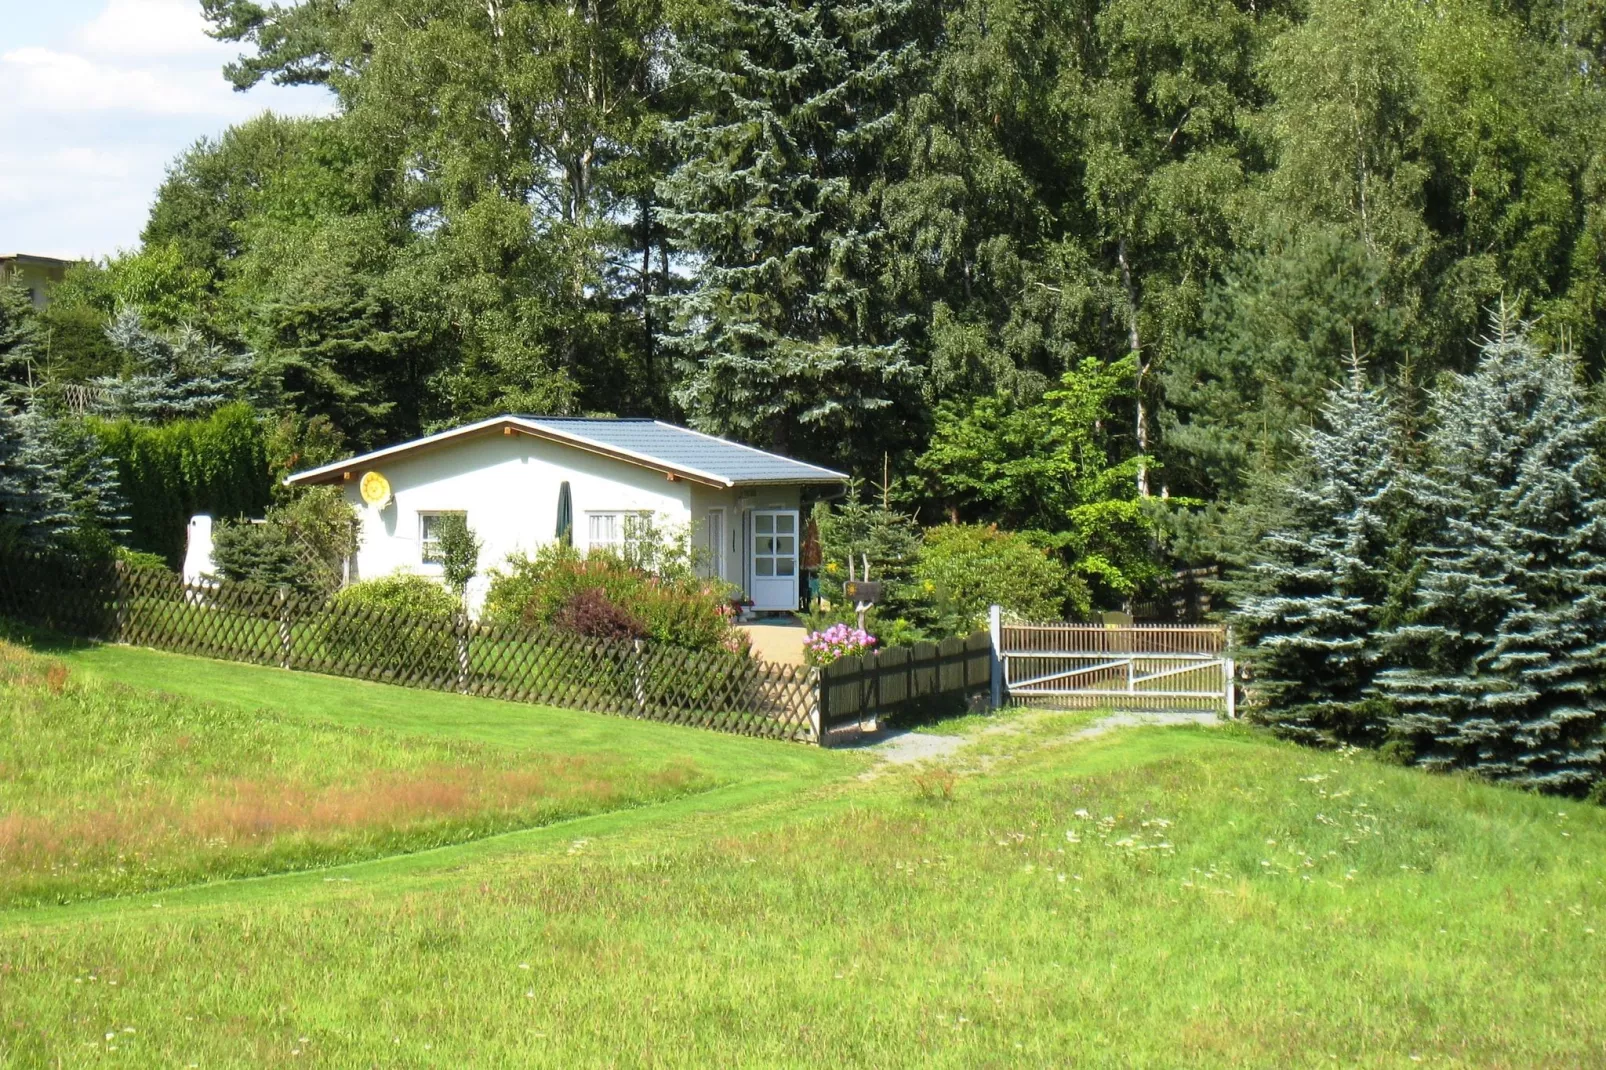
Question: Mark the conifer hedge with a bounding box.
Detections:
[90,403,271,567]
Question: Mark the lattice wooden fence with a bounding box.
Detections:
[0,552,821,743]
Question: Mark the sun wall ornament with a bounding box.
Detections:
[359,471,392,509]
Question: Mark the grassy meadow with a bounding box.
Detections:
[0,637,847,908]
[2,637,1605,1065]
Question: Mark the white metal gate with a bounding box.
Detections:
[990,612,1234,716]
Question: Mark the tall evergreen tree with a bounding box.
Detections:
[94,308,256,423]
[0,280,42,395]
[1378,310,1606,791]
[654,0,920,463]
[0,403,46,545]
[1229,357,1400,744]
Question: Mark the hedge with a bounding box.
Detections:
[90,403,272,567]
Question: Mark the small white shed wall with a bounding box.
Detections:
[687,483,802,596]
[342,431,693,609]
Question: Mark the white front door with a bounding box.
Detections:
[749,510,798,611]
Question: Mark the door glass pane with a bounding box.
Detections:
[756,514,774,534]
[776,536,794,556]
[756,535,774,554]
[776,557,795,576]
[777,514,795,534]
[755,558,774,577]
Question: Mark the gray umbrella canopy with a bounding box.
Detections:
[556,480,573,546]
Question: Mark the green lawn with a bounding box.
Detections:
[3,636,1604,1065]
[0,636,852,910]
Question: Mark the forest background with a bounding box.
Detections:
[4,0,1605,614]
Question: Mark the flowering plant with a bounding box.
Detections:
[803,623,877,666]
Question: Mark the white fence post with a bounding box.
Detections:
[1224,626,1237,719]
[988,603,1003,710]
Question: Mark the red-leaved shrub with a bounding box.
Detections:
[554,587,646,641]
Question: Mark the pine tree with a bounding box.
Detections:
[655,0,918,462]
[0,279,41,394]
[1378,309,1606,791]
[13,408,127,552]
[1229,356,1401,745]
[0,402,45,544]
[95,307,256,423]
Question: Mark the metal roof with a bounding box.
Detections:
[284,415,849,489]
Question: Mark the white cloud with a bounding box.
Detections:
[77,0,224,59]
[0,1,335,259]
[1,46,224,115]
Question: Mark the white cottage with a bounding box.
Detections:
[283,415,848,613]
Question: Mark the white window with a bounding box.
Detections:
[587,511,651,553]
[419,511,465,565]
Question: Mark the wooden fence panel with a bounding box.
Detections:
[998,620,1232,714]
[818,630,993,732]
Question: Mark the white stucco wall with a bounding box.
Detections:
[341,431,693,607]
[688,482,802,604]
[332,427,813,613]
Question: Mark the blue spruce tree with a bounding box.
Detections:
[4,406,127,554]
[655,0,919,462]
[1229,356,1402,744]
[95,307,255,422]
[1378,308,1606,791]
[0,401,48,545]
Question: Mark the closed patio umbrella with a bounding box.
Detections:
[556,480,573,546]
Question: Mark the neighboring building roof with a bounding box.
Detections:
[284,415,849,490]
[0,253,81,268]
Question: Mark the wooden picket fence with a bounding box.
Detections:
[0,552,821,743]
[817,632,994,733]
[996,618,1234,714]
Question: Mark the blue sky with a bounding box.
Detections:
[0,0,333,260]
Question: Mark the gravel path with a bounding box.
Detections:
[842,709,1221,768]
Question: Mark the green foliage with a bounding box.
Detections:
[107,243,211,329]
[264,411,347,501]
[914,524,1079,633]
[213,487,357,595]
[433,513,482,597]
[1378,311,1606,792]
[33,262,122,382]
[210,519,317,592]
[918,356,1179,605]
[0,279,41,392]
[654,0,921,463]
[811,481,925,623]
[0,408,127,558]
[1228,358,1405,745]
[324,572,461,676]
[484,544,737,652]
[96,307,257,422]
[89,403,271,566]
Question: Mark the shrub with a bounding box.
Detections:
[211,520,318,592]
[433,513,481,598]
[209,488,356,597]
[323,572,459,677]
[485,544,736,652]
[913,523,1075,633]
[555,587,645,641]
[90,403,270,566]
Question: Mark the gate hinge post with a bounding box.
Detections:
[988,603,1003,710]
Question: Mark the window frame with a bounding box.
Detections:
[585,510,652,554]
[417,510,467,566]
